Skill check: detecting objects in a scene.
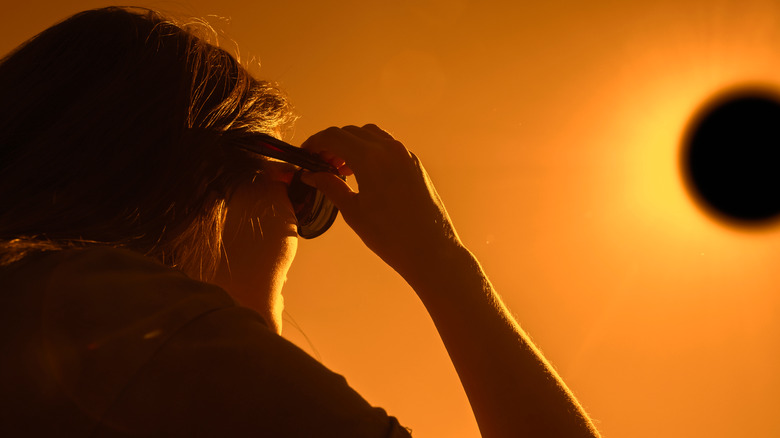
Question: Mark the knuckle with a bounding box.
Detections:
[310,126,342,142]
[386,138,409,155]
[302,126,340,151]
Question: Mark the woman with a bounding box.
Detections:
[0,7,600,437]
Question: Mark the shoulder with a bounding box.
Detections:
[37,246,238,343]
[2,245,237,335]
[38,247,242,402]
[0,246,245,435]
[2,246,411,437]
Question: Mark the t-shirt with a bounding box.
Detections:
[0,246,411,437]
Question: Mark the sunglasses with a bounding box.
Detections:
[234,133,346,239]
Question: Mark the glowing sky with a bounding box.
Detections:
[3,1,780,436]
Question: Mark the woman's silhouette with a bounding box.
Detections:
[0,7,600,437]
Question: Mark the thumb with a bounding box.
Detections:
[301,171,357,214]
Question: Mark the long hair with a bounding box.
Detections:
[0,6,295,280]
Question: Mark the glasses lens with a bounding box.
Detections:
[287,169,342,239]
[235,134,345,238]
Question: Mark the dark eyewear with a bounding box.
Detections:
[233,133,345,239]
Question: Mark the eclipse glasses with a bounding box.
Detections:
[234,134,345,239]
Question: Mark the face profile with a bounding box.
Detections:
[233,133,345,238]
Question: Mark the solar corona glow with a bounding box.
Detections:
[4,1,780,438]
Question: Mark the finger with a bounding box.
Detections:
[301,127,373,175]
[328,155,346,169]
[300,171,357,215]
[300,126,366,160]
[337,163,354,176]
[342,124,383,142]
[361,123,395,139]
[319,150,337,162]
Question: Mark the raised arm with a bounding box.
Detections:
[301,125,600,438]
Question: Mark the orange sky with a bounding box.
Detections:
[4,1,780,436]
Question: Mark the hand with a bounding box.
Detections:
[303,126,603,438]
[300,124,463,280]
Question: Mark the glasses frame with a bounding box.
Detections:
[232,133,344,239]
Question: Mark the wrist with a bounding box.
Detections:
[397,242,488,301]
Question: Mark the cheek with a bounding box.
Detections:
[258,184,299,265]
[263,181,297,227]
[278,234,298,269]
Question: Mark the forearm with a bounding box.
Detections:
[404,244,600,438]
[299,125,600,437]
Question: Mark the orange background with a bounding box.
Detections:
[4,1,780,436]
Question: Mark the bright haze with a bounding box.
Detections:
[3,1,780,437]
